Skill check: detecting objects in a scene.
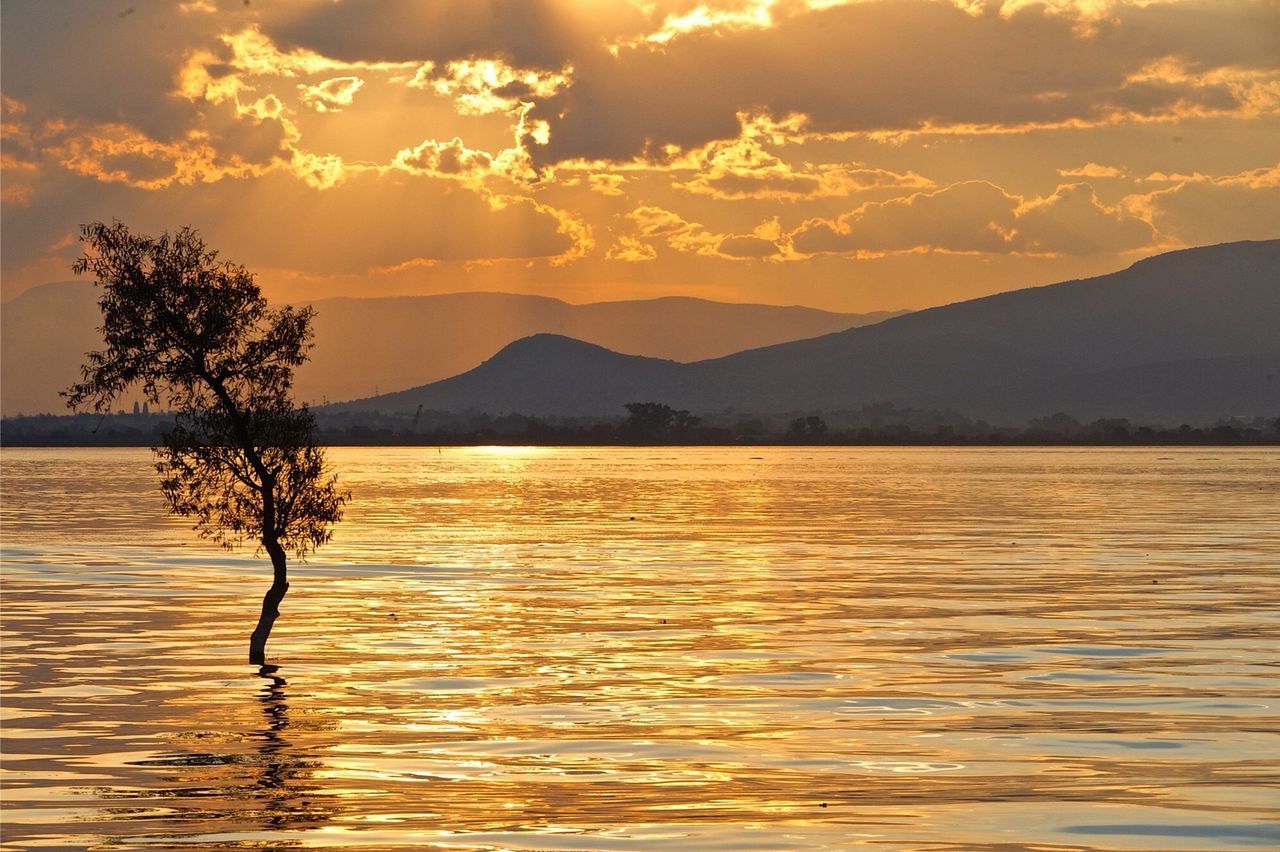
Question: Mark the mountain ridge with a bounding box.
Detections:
[1,285,897,415]
[329,239,1280,424]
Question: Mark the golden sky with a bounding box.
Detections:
[2,0,1277,311]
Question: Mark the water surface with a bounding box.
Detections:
[2,447,1278,849]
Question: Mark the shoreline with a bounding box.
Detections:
[4,437,1278,448]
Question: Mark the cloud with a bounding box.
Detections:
[1,95,39,204]
[193,171,585,273]
[407,59,571,116]
[2,0,1275,310]
[676,120,933,200]
[605,234,657,262]
[526,0,1280,166]
[393,137,495,177]
[298,76,365,112]
[717,233,782,258]
[258,0,643,69]
[2,91,291,193]
[1013,182,1155,254]
[791,179,1155,256]
[630,205,696,239]
[589,173,629,196]
[622,205,786,260]
[1059,162,1125,178]
[0,4,206,138]
[610,0,777,50]
[1129,164,1280,244]
[793,181,1021,254]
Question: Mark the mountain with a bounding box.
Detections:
[299,293,896,405]
[1,286,896,415]
[333,240,1280,424]
[359,335,687,417]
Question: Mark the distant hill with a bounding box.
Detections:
[332,240,1280,424]
[352,335,687,416]
[1,286,895,415]
[299,293,897,406]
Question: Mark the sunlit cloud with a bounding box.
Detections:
[605,234,657,261]
[394,137,495,178]
[3,89,287,193]
[0,95,38,203]
[290,150,347,189]
[52,125,260,190]
[611,0,778,51]
[791,179,1155,257]
[1060,162,1126,178]
[1177,164,1278,189]
[677,134,932,201]
[589,173,630,196]
[1,0,1275,310]
[622,205,789,261]
[408,59,572,116]
[1124,163,1280,245]
[1013,182,1155,254]
[298,77,365,112]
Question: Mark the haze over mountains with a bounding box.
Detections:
[1,287,894,415]
[335,240,1280,425]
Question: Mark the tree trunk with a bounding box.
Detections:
[249,540,289,665]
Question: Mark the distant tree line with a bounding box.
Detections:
[5,403,1278,446]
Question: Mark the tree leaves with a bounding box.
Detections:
[67,221,346,557]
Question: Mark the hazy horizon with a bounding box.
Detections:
[6,239,1277,420]
[2,281,905,415]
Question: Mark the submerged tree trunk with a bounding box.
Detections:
[249,540,289,665]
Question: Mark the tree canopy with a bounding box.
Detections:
[66,221,345,558]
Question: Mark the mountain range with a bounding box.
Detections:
[1,287,894,415]
[331,240,1280,425]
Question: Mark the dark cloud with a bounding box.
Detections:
[717,234,780,259]
[258,0,642,69]
[1106,0,1280,71]
[204,108,292,165]
[0,3,204,139]
[526,0,1280,166]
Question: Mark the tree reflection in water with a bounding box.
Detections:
[253,663,309,829]
[93,665,335,844]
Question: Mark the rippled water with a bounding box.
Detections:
[2,446,1278,849]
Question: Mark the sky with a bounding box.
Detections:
[2,0,1277,312]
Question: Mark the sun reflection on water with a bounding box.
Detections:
[1,447,1278,849]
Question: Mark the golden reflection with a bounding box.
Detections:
[464,444,545,456]
[1,447,1278,848]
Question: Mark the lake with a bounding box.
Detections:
[1,446,1278,849]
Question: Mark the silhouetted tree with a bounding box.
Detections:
[624,401,676,435]
[787,415,827,439]
[64,222,347,665]
[671,409,702,434]
[623,402,703,438]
